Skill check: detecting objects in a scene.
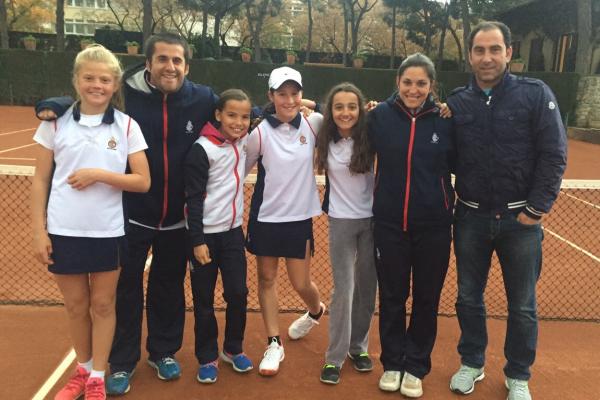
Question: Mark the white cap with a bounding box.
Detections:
[268,66,303,90]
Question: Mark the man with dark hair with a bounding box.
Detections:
[37,33,218,395]
[447,21,567,400]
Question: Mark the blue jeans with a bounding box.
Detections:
[453,203,543,380]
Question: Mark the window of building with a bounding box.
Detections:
[65,18,100,36]
[68,0,107,8]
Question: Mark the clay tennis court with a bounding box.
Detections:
[1,105,600,399]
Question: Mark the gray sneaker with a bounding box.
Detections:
[505,378,532,400]
[449,364,485,394]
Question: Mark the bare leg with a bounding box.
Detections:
[286,241,321,314]
[54,274,92,363]
[89,269,121,372]
[257,256,280,337]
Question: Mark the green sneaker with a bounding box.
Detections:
[505,378,532,400]
[348,352,373,372]
[320,364,341,385]
[449,364,485,394]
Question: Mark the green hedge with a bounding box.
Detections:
[0,49,578,122]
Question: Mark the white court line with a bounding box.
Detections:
[0,157,36,161]
[31,348,75,400]
[560,191,600,210]
[0,142,37,154]
[543,227,600,264]
[0,127,35,136]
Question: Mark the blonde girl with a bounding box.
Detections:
[31,45,150,400]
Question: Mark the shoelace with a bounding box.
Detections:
[161,357,177,366]
[458,366,478,380]
[64,371,87,391]
[323,364,337,369]
[201,360,219,369]
[263,344,282,362]
[86,380,105,398]
[510,381,529,395]
[298,314,319,328]
[111,371,129,379]
[381,371,399,383]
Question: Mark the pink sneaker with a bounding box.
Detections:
[84,377,106,400]
[54,366,89,400]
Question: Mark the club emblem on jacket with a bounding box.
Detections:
[107,136,117,150]
[299,135,307,145]
[186,120,194,134]
[431,133,439,144]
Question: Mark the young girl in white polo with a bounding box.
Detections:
[245,67,325,376]
[314,82,377,385]
[31,45,150,400]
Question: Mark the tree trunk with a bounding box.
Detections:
[449,24,464,72]
[575,0,592,75]
[460,0,471,71]
[423,7,432,56]
[214,12,222,59]
[436,2,451,71]
[306,0,313,62]
[389,3,396,69]
[0,0,10,49]
[56,0,65,51]
[143,0,153,47]
[342,0,349,65]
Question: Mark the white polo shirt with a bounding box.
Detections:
[325,136,374,219]
[246,112,323,222]
[34,105,147,238]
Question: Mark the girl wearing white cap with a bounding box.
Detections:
[245,66,325,376]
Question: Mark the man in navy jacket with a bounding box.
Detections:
[447,21,567,400]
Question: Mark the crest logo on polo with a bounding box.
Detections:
[431,133,439,144]
[186,120,194,134]
[107,136,117,150]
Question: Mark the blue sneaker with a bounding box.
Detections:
[220,351,254,373]
[197,360,218,384]
[105,369,135,395]
[147,356,181,381]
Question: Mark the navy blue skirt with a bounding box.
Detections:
[48,234,127,274]
[245,218,314,259]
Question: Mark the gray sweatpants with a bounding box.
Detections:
[325,216,378,367]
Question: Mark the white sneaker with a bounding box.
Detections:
[379,370,401,392]
[505,378,532,400]
[258,340,285,376]
[401,372,423,398]
[288,302,325,340]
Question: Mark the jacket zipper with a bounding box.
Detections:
[441,177,449,210]
[231,143,240,229]
[398,107,435,232]
[159,95,169,228]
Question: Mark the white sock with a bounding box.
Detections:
[89,370,105,379]
[78,359,93,373]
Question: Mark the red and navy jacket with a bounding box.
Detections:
[184,122,246,246]
[368,95,455,231]
[122,66,218,227]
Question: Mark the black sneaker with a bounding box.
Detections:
[320,364,341,384]
[348,352,373,372]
